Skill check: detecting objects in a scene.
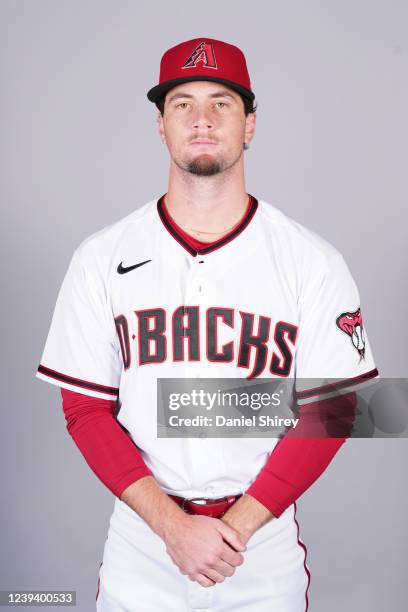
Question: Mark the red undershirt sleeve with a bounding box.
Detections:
[245,392,357,518]
[60,387,152,498]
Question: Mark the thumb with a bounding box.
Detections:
[215,521,246,551]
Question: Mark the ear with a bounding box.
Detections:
[244,112,256,146]
[157,111,166,144]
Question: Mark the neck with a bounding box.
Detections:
[164,155,249,241]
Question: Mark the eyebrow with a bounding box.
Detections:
[167,90,236,103]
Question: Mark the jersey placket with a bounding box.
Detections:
[182,252,208,378]
[182,253,231,499]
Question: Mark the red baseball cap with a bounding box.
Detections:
[147,37,255,104]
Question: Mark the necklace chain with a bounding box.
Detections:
[167,197,250,236]
[185,220,240,235]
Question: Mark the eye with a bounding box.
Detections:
[215,101,227,109]
[176,102,189,109]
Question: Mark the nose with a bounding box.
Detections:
[192,106,214,130]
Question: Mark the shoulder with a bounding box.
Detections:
[256,199,346,273]
[71,198,157,268]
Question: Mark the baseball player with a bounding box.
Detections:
[36,37,379,611]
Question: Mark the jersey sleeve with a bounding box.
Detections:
[36,244,121,400]
[294,251,379,405]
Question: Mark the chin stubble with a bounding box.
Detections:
[187,156,222,176]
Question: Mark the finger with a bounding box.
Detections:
[215,522,246,551]
[202,568,227,584]
[220,544,245,567]
[189,573,215,588]
[212,559,236,578]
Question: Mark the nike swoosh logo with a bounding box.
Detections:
[117,259,152,274]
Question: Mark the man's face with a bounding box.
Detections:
[157,81,256,176]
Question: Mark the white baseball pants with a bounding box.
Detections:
[96,498,310,611]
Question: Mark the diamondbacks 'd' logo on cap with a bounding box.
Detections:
[182,41,218,70]
[336,307,366,360]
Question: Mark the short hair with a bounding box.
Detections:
[155,91,257,116]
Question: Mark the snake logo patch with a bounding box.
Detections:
[336,307,366,359]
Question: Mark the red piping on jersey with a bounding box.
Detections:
[95,562,102,601]
[294,501,311,611]
[296,368,379,400]
[157,193,258,256]
[37,364,119,397]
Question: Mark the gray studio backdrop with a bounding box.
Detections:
[1,1,407,610]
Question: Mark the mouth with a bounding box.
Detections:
[189,139,217,145]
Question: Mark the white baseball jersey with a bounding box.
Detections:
[36,194,378,611]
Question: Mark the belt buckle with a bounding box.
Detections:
[181,495,238,511]
[181,496,210,511]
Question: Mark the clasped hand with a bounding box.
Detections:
[163,513,248,587]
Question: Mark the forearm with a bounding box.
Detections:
[221,493,274,543]
[61,389,188,538]
[222,436,345,542]
[120,475,188,539]
[238,393,356,524]
[61,388,152,497]
[246,436,346,518]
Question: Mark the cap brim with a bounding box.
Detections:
[147,76,255,104]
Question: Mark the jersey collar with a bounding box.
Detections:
[157,194,258,257]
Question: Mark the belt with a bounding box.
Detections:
[170,493,243,519]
